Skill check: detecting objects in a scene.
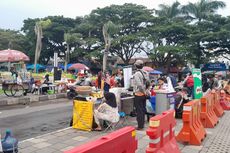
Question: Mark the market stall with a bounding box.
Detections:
[0,49,30,97]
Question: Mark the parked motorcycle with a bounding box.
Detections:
[67,86,77,99]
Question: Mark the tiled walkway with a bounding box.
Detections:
[19,111,230,153]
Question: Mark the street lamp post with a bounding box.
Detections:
[53,52,58,81]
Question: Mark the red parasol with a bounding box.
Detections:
[143,66,153,72]
[0,49,30,62]
[68,63,89,70]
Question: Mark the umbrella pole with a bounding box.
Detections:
[8,62,11,71]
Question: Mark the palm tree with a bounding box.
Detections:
[102,21,117,72]
[64,33,82,72]
[155,1,182,19]
[34,19,51,73]
[182,0,226,22]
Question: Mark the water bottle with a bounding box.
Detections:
[1,129,18,153]
[0,132,3,153]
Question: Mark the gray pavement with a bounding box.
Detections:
[17,111,230,153]
[0,99,72,140]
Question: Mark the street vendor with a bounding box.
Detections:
[10,66,18,81]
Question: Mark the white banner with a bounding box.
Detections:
[54,52,58,67]
[123,67,132,89]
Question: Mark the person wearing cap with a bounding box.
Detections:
[133,60,150,130]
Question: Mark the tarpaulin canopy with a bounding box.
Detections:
[59,63,73,70]
[149,70,162,75]
[26,64,46,70]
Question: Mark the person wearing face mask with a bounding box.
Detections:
[133,60,150,130]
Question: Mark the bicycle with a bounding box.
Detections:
[3,82,26,97]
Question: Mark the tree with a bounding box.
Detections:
[147,19,190,68]
[181,0,226,66]
[69,16,101,64]
[87,3,153,65]
[22,16,78,65]
[64,33,82,72]
[102,21,117,72]
[0,29,27,51]
[34,19,51,72]
[155,1,181,19]
[182,0,226,22]
[200,15,230,60]
[146,2,190,68]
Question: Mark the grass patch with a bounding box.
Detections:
[0,89,4,95]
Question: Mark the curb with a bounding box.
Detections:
[0,93,67,106]
[19,127,72,144]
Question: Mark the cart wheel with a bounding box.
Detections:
[11,84,24,97]
[3,89,13,97]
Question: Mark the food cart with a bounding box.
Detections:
[0,49,30,97]
[1,72,30,97]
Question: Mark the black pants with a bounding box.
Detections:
[134,95,146,128]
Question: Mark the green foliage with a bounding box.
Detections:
[64,33,82,44]
[0,29,27,51]
[39,19,52,29]
[155,1,181,18]
[22,16,78,64]
[89,3,153,64]
[0,1,227,69]
[182,0,226,21]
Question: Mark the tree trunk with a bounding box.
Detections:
[34,24,42,73]
[64,43,70,72]
[103,44,109,72]
[124,59,130,66]
[102,24,111,73]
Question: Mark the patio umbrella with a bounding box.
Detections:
[68,63,89,71]
[0,49,30,71]
[0,49,30,62]
[143,66,153,72]
[149,70,162,75]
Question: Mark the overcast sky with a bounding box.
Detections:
[1,0,229,30]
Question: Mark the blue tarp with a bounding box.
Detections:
[59,64,73,70]
[149,70,162,75]
[26,64,46,70]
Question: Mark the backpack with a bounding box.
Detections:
[138,70,150,89]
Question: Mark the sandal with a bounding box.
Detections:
[93,127,102,131]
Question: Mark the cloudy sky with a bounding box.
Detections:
[1,0,229,30]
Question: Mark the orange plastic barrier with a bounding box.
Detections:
[146,110,180,153]
[211,90,224,117]
[176,100,206,145]
[219,90,230,110]
[64,126,137,153]
[200,95,218,128]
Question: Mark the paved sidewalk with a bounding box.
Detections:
[18,111,230,153]
[0,93,67,106]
